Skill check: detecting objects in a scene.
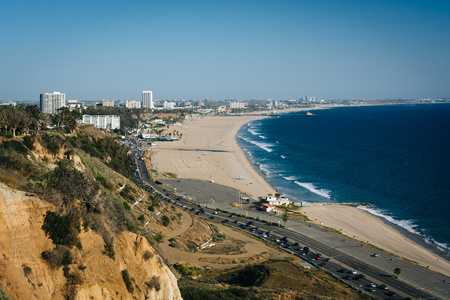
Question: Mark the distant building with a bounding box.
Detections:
[126,100,141,109]
[142,91,154,108]
[0,101,17,107]
[67,100,84,111]
[40,91,65,114]
[163,101,175,109]
[102,100,114,107]
[78,115,120,130]
[230,101,246,109]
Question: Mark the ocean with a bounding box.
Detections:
[237,103,450,255]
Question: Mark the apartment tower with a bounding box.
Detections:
[142,91,154,108]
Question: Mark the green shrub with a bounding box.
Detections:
[212,233,226,242]
[123,201,131,210]
[102,242,115,260]
[41,211,81,248]
[187,243,198,252]
[154,233,164,243]
[162,215,170,226]
[121,269,134,293]
[145,275,161,291]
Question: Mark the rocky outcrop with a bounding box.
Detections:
[0,183,182,300]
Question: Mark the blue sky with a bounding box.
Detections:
[1,0,449,101]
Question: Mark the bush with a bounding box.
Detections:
[41,211,81,248]
[187,243,198,252]
[138,214,145,222]
[212,233,226,242]
[143,250,154,260]
[145,275,161,291]
[154,233,164,243]
[162,215,170,226]
[121,269,134,293]
[102,242,115,260]
[41,246,73,269]
[123,201,131,210]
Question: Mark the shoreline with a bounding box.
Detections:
[151,106,450,277]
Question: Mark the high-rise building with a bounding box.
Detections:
[40,91,66,114]
[142,91,154,108]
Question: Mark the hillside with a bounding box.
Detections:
[0,132,182,299]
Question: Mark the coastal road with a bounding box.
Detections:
[129,145,448,299]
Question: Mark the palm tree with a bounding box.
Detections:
[394,267,401,278]
[282,213,289,227]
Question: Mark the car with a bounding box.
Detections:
[373,253,380,257]
[386,291,396,297]
[229,214,234,217]
[379,284,388,290]
[368,283,376,288]
[209,216,214,219]
[324,257,331,262]
[348,270,357,274]
[342,275,352,280]
[303,247,310,253]
[366,287,376,293]
[318,262,327,267]
[234,220,239,224]
[293,242,299,247]
[338,268,347,273]
[222,219,229,223]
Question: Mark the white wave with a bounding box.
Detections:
[259,135,267,139]
[248,127,260,135]
[239,136,273,153]
[259,164,272,178]
[280,175,296,181]
[280,155,286,159]
[359,206,450,253]
[294,181,331,199]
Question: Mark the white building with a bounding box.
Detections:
[142,91,154,109]
[67,100,84,111]
[102,100,114,107]
[78,115,120,130]
[230,101,246,109]
[40,91,66,114]
[126,100,141,109]
[263,195,292,206]
[163,101,175,109]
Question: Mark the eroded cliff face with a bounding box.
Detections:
[0,183,182,300]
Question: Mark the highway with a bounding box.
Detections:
[126,135,448,300]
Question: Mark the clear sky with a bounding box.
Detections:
[1,0,449,101]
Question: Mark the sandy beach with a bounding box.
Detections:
[151,113,450,278]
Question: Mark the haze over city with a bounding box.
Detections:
[1,0,450,101]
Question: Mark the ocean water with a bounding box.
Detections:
[237,104,450,254]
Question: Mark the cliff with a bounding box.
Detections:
[0,182,182,300]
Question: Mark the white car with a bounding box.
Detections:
[373,253,380,257]
[368,283,376,288]
[349,270,357,274]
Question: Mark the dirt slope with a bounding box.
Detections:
[0,182,182,300]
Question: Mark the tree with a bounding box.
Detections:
[394,267,402,278]
[282,213,289,227]
[275,192,281,199]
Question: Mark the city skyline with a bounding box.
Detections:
[1,0,450,101]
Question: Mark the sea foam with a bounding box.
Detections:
[359,206,450,253]
[294,181,331,199]
[239,136,273,153]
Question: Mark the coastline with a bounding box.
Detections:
[151,107,450,278]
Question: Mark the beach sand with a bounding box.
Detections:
[152,115,277,199]
[151,113,450,277]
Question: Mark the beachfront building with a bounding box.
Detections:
[142,91,154,109]
[40,91,66,114]
[78,115,120,130]
[126,100,141,109]
[263,195,292,206]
